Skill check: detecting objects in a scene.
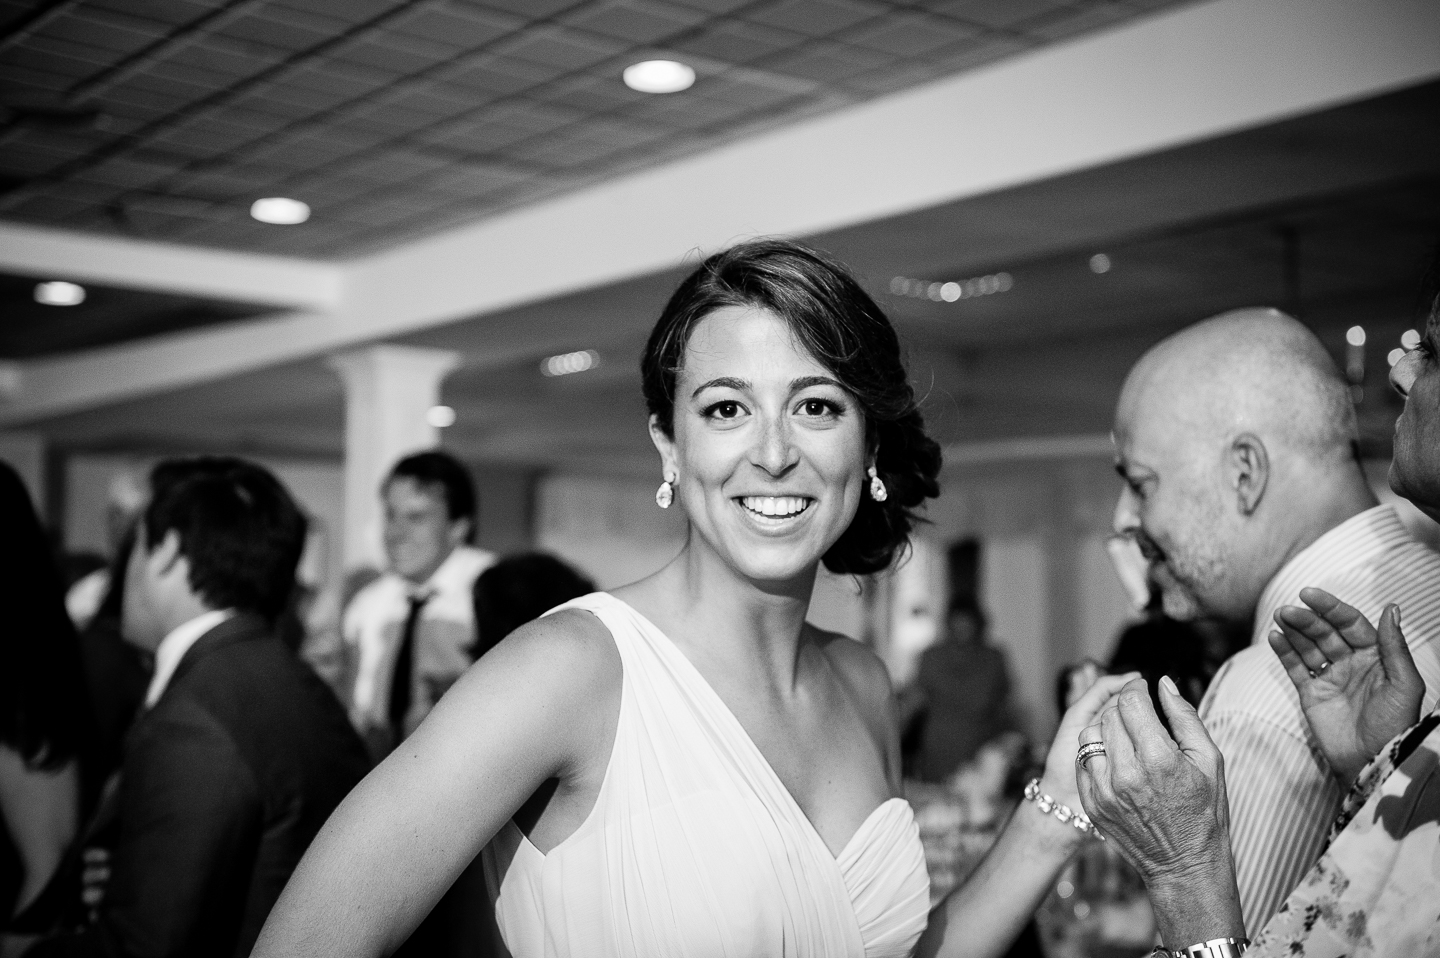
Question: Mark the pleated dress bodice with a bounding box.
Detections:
[483,592,930,958]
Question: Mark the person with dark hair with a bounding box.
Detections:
[253,239,1134,958]
[24,456,369,958]
[470,553,595,658]
[0,463,92,956]
[341,450,495,759]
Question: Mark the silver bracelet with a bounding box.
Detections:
[1151,937,1249,957]
[1022,778,1103,840]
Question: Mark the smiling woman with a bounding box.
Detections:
[250,240,1130,958]
[641,239,941,575]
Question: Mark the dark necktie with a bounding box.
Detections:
[388,593,430,741]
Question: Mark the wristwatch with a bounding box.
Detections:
[1151,938,1249,958]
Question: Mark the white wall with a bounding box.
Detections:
[534,472,687,590]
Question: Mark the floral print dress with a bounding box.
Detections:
[1251,712,1440,957]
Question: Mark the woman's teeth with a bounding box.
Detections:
[741,496,811,517]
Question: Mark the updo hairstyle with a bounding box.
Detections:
[640,238,942,574]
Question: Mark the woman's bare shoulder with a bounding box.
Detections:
[479,607,622,698]
[810,627,896,711]
[401,606,623,796]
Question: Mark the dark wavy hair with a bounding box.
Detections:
[144,456,307,622]
[471,552,595,658]
[641,239,942,574]
[0,462,91,770]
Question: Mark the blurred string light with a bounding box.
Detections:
[426,405,456,428]
[542,349,600,377]
[1388,348,1406,367]
[889,272,1013,303]
[622,60,694,93]
[1089,253,1112,274]
[1346,325,1367,347]
[250,197,310,224]
[34,280,85,305]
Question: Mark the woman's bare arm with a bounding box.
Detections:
[251,609,621,958]
[0,746,79,958]
[917,674,1138,958]
[0,746,79,917]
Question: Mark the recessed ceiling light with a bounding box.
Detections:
[250,197,310,225]
[426,405,456,428]
[623,60,695,94]
[34,280,85,306]
[542,349,600,377]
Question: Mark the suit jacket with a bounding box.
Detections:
[28,613,371,958]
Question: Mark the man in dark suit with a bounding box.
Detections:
[28,457,370,958]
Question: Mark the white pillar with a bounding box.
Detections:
[328,345,460,572]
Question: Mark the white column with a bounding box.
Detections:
[328,345,460,572]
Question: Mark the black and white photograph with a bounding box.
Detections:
[1,1,1438,956]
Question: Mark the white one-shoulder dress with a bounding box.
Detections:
[483,592,931,958]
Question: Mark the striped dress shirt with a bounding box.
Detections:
[1198,504,1440,933]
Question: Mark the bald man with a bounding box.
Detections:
[1111,308,1440,931]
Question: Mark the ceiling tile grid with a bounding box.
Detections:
[0,0,1201,257]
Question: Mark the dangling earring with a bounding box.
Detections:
[655,472,675,509]
[868,465,888,502]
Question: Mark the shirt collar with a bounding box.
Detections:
[1251,504,1410,645]
[406,545,484,597]
[144,608,236,708]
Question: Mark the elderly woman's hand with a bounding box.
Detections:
[1040,672,1138,814]
[1076,676,1243,949]
[1269,588,1424,785]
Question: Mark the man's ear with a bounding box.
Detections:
[648,414,678,480]
[151,528,184,572]
[448,516,473,548]
[1230,433,1269,515]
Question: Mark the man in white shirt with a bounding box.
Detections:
[1110,308,1440,932]
[342,450,495,757]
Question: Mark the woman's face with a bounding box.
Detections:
[653,305,868,585]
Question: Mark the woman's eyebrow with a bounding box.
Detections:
[691,376,749,398]
[790,375,845,392]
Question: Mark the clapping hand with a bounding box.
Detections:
[1075,678,1243,948]
[1075,678,1230,884]
[1041,672,1139,814]
[1269,588,1425,785]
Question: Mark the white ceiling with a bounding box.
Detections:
[31,79,1440,470]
